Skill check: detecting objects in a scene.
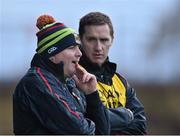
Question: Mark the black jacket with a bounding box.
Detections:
[13,54,110,135]
[79,54,147,135]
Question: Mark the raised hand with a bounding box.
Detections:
[73,64,97,95]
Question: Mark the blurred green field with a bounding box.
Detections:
[0,82,180,134]
[0,83,14,134]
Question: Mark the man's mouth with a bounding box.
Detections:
[72,61,78,64]
[94,54,103,58]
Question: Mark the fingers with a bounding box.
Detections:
[76,63,86,72]
[82,73,91,83]
[74,72,91,83]
[75,63,87,75]
[75,64,87,81]
[73,65,97,94]
[74,63,97,84]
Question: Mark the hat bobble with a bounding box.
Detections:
[36,14,56,30]
[36,14,81,58]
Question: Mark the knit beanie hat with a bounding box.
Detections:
[36,14,81,58]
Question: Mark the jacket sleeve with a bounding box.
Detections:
[122,87,147,134]
[85,91,110,135]
[109,74,147,134]
[109,87,147,135]
[23,77,97,134]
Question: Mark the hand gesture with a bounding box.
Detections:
[73,64,97,95]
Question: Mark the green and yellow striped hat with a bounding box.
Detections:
[36,14,81,58]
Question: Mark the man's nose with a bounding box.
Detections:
[76,46,82,57]
[95,40,102,51]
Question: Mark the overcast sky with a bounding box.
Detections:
[1,0,180,84]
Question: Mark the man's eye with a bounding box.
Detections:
[87,37,96,42]
[101,38,109,42]
[68,46,75,49]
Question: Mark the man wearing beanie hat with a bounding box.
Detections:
[13,14,110,135]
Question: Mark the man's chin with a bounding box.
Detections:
[65,70,75,78]
[70,70,76,77]
[91,60,103,67]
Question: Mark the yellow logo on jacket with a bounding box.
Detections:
[97,74,126,108]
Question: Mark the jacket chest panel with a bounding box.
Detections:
[53,82,85,113]
[96,74,126,108]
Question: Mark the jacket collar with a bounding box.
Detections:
[79,52,117,79]
[31,53,66,82]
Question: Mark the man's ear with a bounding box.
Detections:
[109,38,113,48]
